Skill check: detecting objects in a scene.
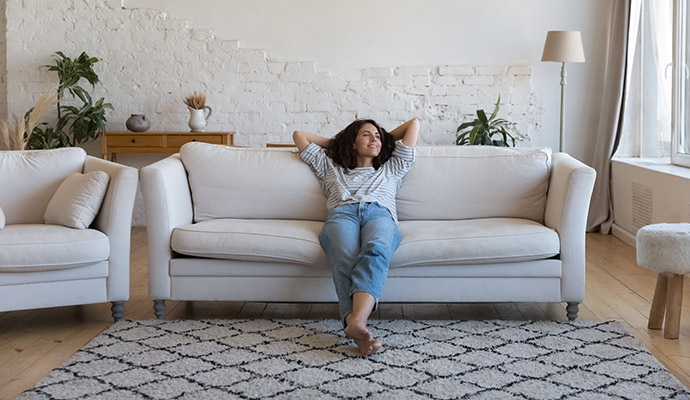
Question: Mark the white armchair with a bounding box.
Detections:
[0,147,138,321]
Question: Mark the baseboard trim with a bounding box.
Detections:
[611,223,636,248]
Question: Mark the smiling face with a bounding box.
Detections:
[328,119,393,170]
[353,123,382,161]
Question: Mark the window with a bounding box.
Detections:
[672,0,690,166]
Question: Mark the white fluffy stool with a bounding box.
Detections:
[637,223,690,339]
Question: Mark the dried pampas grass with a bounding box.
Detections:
[1,87,58,150]
[183,91,206,110]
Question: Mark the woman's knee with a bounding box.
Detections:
[320,222,360,268]
[361,219,401,252]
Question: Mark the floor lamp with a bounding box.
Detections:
[541,31,586,153]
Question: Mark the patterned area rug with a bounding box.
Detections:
[19,319,689,399]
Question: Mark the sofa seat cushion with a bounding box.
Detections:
[172,217,559,269]
[391,218,560,268]
[0,224,110,272]
[171,219,329,266]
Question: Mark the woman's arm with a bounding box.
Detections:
[388,118,420,147]
[292,130,332,153]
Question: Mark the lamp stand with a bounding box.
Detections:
[559,61,567,153]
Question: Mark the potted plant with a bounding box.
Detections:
[456,96,518,147]
[27,51,113,149]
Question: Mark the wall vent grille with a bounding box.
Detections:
[632,181,653,231]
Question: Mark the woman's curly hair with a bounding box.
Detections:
[326,119,395,170]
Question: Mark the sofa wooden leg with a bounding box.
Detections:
[648,273,669,330]
[566,302,579,321]
[154,300,166,319]
[111,301,124,322]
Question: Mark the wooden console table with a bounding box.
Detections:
[101,131,235,161]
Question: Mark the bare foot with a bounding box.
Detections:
[345,314,382,357]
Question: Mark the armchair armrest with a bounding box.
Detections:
[140,154,193,300]
[84,156,138,302]
[544,153,596,302]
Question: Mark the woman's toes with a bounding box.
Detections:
[353,337,382,357]
[370,339,382,355]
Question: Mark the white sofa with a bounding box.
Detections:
[0,148,138,321]
[141,142,596,320]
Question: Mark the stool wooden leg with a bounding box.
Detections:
[664,274,684,339]
[648,273,668,330]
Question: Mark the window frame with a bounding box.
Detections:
[671,0,690,166]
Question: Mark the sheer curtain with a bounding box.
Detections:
[587,0,635,233]
[617,0,673,159]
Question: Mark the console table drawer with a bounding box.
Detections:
[108,135,162,147]
[167,135,224,147]
[102,131,234,162]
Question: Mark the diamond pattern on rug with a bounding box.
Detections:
[18,319,690,399]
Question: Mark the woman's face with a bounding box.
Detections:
[353,123,381,159]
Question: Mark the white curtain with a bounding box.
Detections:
[587,0,635,233]
[617,0,673,158]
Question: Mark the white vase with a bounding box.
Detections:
[188,106,212,132]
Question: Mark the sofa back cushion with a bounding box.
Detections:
[396,146,551,222]
[180,142,327,221]
[0,148,87,224]
[180,143,551,223]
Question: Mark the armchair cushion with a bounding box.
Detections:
[0,224,109,272]
[44,171,110,229]
[0,147,86,224]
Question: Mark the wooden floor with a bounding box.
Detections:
[1,228,689,398]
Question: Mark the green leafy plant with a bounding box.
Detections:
[27,51,113,149]
[456,96,517,147]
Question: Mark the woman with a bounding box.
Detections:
[293,118,419,356]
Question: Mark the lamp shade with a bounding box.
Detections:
[541,31,586,63]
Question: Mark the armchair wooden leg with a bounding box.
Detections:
[648,273,668,330]
[154,300,166,319]
[664,274,684,339]
[566,302,579,321]
[111,301,124,322]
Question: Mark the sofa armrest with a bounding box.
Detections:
[84,156,138,302]
[140,154,193,300]
[544,153,596,303]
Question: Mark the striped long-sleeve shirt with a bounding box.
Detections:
[299,140,415,223]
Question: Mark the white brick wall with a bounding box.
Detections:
[5,0,540,225]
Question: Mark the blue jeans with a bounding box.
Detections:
[319,202,402,324]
